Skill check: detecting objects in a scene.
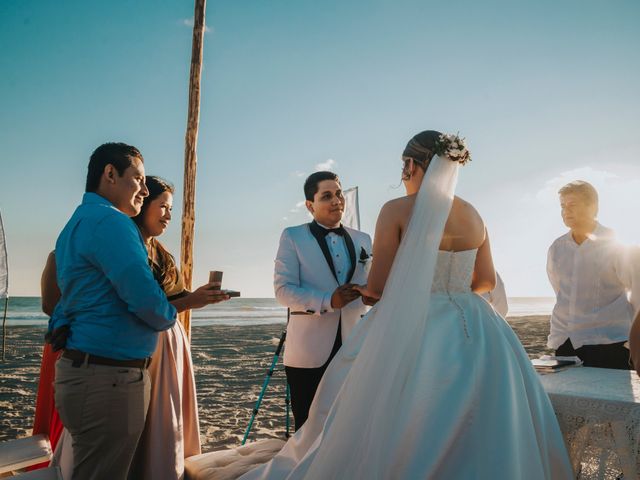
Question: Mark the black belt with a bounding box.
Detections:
[63,349,151,369]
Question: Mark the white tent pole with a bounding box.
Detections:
[0,210,9,361]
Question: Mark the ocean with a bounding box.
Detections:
[1,296,555,326]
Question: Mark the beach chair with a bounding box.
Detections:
[184,438,285,480]
[0,435,52,475]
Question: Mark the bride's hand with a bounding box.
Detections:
[354,284,371,296]
[354,285,380,306]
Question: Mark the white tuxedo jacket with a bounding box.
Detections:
[274,223,372,368]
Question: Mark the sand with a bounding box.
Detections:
[0,316,552,451]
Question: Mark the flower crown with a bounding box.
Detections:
[434,133,471,165]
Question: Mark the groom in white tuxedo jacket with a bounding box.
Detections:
[275,171,372,430]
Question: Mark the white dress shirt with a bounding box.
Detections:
[318,223,352,314]
[547,223,634,350]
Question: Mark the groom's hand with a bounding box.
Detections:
[331,284,361,309]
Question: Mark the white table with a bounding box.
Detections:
[540,367,640,480]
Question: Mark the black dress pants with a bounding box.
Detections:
[555,337,632,370]
[285,321,342,431]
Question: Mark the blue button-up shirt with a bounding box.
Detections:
[50,193,176,359]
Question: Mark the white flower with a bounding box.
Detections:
[435,132,471,165]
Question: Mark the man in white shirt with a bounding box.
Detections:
[547,180,633,369]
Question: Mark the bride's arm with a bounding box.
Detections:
[471,228,497,294]
[364,202,402,299]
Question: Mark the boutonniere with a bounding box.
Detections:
[358,247,371,266]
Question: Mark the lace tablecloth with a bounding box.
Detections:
[540,367,640,479]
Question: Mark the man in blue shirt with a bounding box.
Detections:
[51,143,177,479]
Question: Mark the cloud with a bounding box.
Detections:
[290,159,337,178]
[181,18,212,33]
[534,167,619,204]
[285,200,312,222]
[289,201,305,213]
[315,159,336,171]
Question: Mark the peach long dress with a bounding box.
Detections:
[128,239,201,479]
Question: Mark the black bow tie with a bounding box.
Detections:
[311,221,345,237]
[324,226,345,236]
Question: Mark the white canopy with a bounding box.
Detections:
[0,210,8,299]
[342,187,360,231]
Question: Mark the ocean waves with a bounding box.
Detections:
[3,297,288,326]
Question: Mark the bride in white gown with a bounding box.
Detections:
[241,130,573,479]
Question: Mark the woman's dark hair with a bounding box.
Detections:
[133,176,178,292]
[402,130,443,175]
[85,142,144,193]
[304,171,341,201]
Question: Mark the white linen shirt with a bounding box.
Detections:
[547,223,634,350]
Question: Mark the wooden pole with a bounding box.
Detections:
[180,0,207,340]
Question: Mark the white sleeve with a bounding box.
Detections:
[614,244,640,315]
[487,272,509,317]
[547,244,560,296]
[273,229,332,315]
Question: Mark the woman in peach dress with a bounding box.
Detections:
[129,176,229,480]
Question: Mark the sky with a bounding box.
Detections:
[1,0,639,297]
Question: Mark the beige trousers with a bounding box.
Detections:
[54,357,150,480]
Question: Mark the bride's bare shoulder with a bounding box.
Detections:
[451,196,484,228]
[380,196,414,217]
[453,195,480,215]
[383,195,415,212]
[376,196,413,228]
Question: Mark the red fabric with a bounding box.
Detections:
[28,343,64,470]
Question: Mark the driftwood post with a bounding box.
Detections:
[180,0,207,339]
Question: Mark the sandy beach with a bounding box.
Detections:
[0,316,552,451]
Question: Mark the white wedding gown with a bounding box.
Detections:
[240,157,573,480]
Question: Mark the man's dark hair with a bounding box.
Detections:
[304,171,340,201]
[85,142,144,193]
